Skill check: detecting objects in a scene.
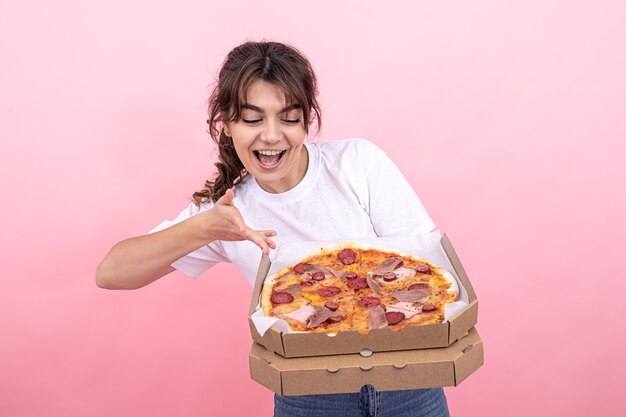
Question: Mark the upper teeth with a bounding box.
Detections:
[257,150,284,156]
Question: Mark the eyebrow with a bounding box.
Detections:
[241,103,301,113]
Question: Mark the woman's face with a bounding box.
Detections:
[225,80,308,194]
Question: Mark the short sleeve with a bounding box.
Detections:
[360,141,435,236]
[147,202,230,279]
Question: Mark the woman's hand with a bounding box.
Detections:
[96,188,277,290]
[204,188,277,255]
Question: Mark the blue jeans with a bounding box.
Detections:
[274,386,450,417]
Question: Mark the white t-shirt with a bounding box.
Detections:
[149,138,434,285]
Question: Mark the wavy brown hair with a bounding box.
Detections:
[192,41,322,205]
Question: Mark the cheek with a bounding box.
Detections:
[229,140,250,163]
[288,129,307,143]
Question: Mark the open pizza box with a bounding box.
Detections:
[249,327,484,396]
[248,232,479,358]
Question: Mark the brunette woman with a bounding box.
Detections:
[97,41,450,417]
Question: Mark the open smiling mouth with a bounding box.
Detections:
[253,150,287,168]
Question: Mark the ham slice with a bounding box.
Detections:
[376,267,417,286]
[394,267,416,280]
[386,302,422,319]
[390,288,430,303]
[329,268,346,279]
[278,283,302,299]
[368,305,388,330]
[283,305,316,324]
[366,272,382,295]
[306,306,334,329]
[372,258,403,275]
[308,264,332,273]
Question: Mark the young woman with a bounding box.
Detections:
[97,41,450,417]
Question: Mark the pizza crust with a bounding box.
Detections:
[436,266,459,299]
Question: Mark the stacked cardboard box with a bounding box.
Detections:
[248,234,483,395]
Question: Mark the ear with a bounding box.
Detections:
[223,124,231,137]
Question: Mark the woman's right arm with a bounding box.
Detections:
[95,189,276,290]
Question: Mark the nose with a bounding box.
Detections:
[260,119,281,144]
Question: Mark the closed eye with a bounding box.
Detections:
[242,118,300,125]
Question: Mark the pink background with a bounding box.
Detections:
[1,0,625,416]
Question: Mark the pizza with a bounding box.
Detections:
[260,244,459,334]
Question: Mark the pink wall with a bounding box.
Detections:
[2,0,625,415]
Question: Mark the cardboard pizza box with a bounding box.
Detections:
[248,234,479,358]
[249,327,483,396]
